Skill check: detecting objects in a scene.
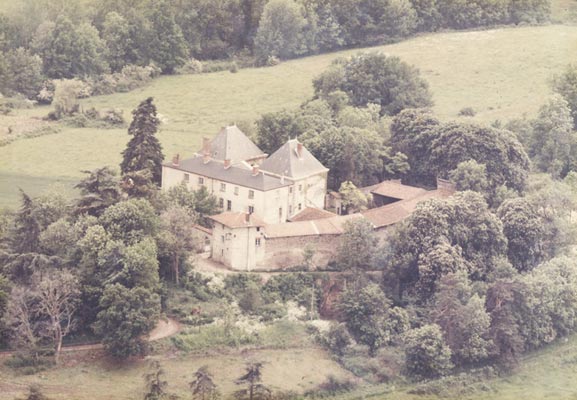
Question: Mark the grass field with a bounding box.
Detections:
[2,331,576,399]
[1,24,577,208]
[0,346,354,399]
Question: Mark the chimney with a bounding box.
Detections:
[202,136,211,156]
[224,159,231,169]
[252,165,259,176]
[172,154,180,166]
[297,142,303,159]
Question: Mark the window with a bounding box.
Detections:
[248,190,254,199]
[255,238,261,247]
[198,177,204,185]
[248,205,254,214]
[183,173,189,182]
[298,203,302,210]
[289,205,293,214]
[299,184,302,192]
[227,200,232,211]
[220,183,226,192]
[279,207,282,218]
[289,187,293,194]
[219,198,224,208]
[221,235,225,243]
[234,186,239,195]
[257,227,261,232]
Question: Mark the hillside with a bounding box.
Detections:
[1,24,577,207]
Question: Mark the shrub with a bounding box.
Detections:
[229,62,239,73]
[256,302,287,322]
[177,58,204,74]
[458,107,476,116]
[325,323,352,357]
[403,324,453,380]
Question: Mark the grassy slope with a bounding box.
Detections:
[1,24,577,208]
[0,347,353,399]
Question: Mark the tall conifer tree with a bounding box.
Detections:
[120,97,164,186]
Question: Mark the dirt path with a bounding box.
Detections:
[0,317,181,358]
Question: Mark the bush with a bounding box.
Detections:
[403,324,453,380]
[223,274,262,298]
[229,62,239,73]
[458,107,476,116]
[325,323,352,357]
[256,302,287,322]
[304,375,357,397]
[178,58,204,74]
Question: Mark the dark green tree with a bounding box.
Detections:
[255,110,301,156]
[552,64,577,129]
[2,47,44,99]
[336,218,378,272]
[93,283,161,358]
[102,12,134,72]
[497,197,544,272]
[449,159,489,193]
[99,198,159,244]
[190,366,220,400]
[120,97,164,186]
[11,190,41,254]
[75,166,121,217]
[234,362,271,400]
[313,53,433,116]
[148,0,188,74]
[403,324,453,379]
[144,360,170,400]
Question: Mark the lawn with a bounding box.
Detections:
[2,24,577,208]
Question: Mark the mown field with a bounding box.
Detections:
[1,24,577,208]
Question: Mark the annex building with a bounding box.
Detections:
[162,126,454,271]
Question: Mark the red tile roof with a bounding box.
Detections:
[288,207,337,222]
[369,180,428,200]
[265,214,363,238]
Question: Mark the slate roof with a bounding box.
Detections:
[165,157,291,191]
[288,207,336,222]
[370,180,428,200]
[260,139,328,179]
[210,212,266,228]
[200,126,265,163]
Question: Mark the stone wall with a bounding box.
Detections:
[259,234,343,270]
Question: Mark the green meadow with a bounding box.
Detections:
[1,24,576,208]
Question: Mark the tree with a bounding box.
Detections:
[338,181,368,214]
[11,190,41,254]
[75,166,122,216]
[430,122,530,205]
[254,0,308,61]
[157,205,197,285]
[193,186,220,228]
[35,15,108,79]
[120,97,164,186]
[552,64,577,129]
[102,12,133,72]
[403,324,453,379]
[190,366,220,400]
[52,79,84,118]
[234,362,271,400]
[529,96,575,178]
[148,0,188,74]
[390,108,440,185]
[497,197,544,272]
[431,271,493,365]
[338,283,408,355]
[313,53,433,116]
[449,159,489,193]
[144,360,170,400]
[255,110,301,156]
[2,47,44,99]
[35,270,80,363]
[99,198,159,244]
[336,218,378,273]
[93,283,161,358]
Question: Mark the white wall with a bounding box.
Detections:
[211,222,266,270]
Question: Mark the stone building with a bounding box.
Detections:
[161,126,328,224]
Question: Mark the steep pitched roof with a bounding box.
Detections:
[209,212,266,228]
[260,139,328,179]
[165,157,291,191]
[200,126,265,163]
